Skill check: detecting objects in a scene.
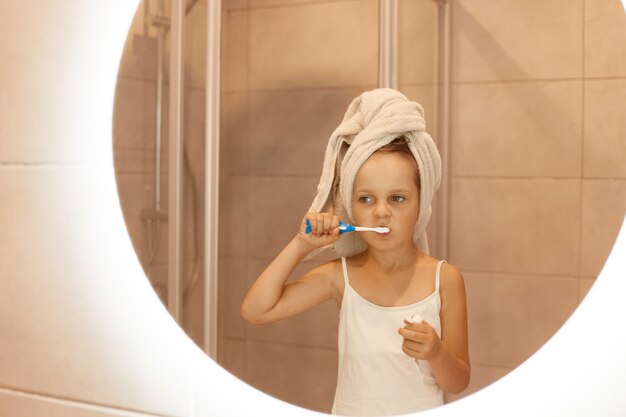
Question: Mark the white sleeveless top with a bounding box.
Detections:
[332,257,446,416]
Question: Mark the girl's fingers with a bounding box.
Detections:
[402,343,414,357]
[302,213,341,238]
[402,340,427,360]
[323,214,331,234]
[404,339,422,352]
[316,214,324,236]
[403,319,430,333]
[398,327,427,343]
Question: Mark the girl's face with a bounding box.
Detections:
[352,152,420,249]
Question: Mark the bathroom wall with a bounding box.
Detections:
[0,1,237,416]
[218,0,441,413]
[445,0,626,402]
[219,0,626,412]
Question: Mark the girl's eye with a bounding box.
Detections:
[391,196,405,202]
[359,196,372,203]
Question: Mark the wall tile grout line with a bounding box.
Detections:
[237,255,585,280]
[0,385,175,417]
[226,174,626,181]
[243,336,338,352]
[0,163,113,168]
[450,175,626,181]
[246,0,365,12]
[242,0,251,381]
[578,0,586,292]
[222,84,380,94]
[452,76,626,85]
[222,82,438,95]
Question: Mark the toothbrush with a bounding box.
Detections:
[305,219,390,235]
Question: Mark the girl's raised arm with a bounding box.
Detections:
[240,212,341,324]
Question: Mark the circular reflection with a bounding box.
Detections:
[112,0,626,415]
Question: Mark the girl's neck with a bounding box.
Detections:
[362,245,423,274]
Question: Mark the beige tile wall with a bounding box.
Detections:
[0,1,248,414]
[446,0,626,404]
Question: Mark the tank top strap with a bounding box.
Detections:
[340,256,350,288]
[435,260,446,292]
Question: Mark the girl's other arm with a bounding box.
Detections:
[428,263,470,394]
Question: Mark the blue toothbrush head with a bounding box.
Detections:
[338,221,355,234]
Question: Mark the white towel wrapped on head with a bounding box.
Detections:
[304,88,442,260]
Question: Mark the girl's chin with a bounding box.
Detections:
[362,235,398,246]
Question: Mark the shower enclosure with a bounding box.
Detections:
[114,0,221,358]
[113,0,448,412]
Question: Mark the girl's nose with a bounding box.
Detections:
[374,202,391,217]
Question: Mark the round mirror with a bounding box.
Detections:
[113,0,626,415]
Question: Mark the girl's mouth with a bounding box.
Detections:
[378,226,391,237]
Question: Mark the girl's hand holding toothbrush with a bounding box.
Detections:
[295,212,342,251]
[294,212,391,252]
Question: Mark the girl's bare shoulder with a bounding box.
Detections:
[440,261,464,283]
[438,261,466,303]
[420,254,463,281]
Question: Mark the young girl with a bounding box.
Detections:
[241,92,469,416]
